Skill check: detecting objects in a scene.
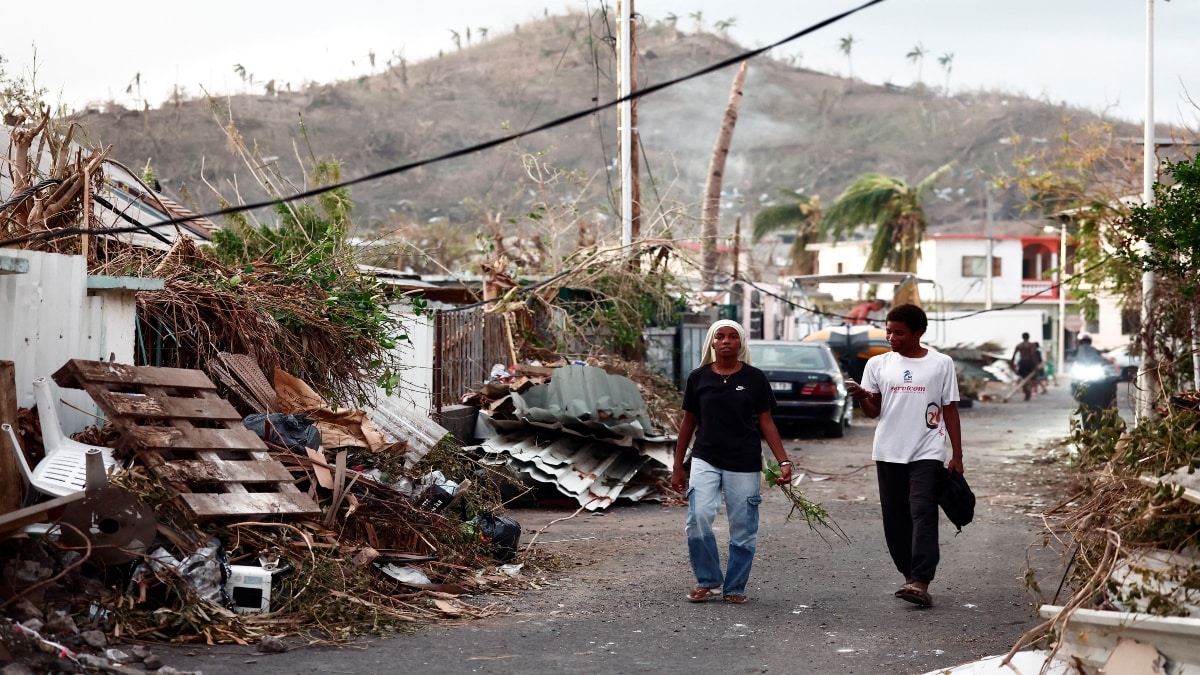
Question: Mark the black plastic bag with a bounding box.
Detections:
[243,413,321,453]
[472,512,522,562]
[936,467,975,534]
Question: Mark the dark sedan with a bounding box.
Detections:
[750,340,852,438]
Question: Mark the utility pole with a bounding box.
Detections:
[618,0,634,248]
[1136,0,1156,422]
[628,1,641,244]
[984,189,994,310]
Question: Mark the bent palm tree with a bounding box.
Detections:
[822,163,954,276]
[751,191,822,274]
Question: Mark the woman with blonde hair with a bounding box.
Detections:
[671,319,792,604]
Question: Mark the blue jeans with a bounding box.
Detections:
[685,457,763,596]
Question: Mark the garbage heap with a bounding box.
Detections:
[0,356,538,669]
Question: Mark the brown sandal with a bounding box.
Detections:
[686,587,721,602]
[723,594,747,604]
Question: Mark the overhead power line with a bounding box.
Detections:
[1,0,887,249]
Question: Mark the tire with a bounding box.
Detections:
[824,407,848,438]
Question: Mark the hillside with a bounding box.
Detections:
[70,13,1140,262]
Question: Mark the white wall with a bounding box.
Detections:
[1093,293,1129,350]
[0,250,139,434]
[928,308,1049,355]
[382,308,435,416]
[924,238,1027,305]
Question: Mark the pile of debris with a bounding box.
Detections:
[1009,400,1200,673]
[1,356,542,670]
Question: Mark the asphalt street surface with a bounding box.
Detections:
[165,381,1083,675]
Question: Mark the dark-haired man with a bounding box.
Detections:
[844,303,963,608]
[1011,332,1041,401]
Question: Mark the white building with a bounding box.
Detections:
[806,230,1133,359]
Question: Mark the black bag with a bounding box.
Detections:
[937,467,975,534]
[472,512,522,562]
[243,413,321,453]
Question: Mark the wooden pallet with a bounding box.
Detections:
[52,359,320,520]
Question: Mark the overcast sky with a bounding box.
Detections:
[4,0,1198,128]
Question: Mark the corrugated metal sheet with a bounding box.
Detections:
[366,393,452,468]
[479,433,673,510]
[475,364,675,510]
[485,364,657,445]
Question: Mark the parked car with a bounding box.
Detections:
[1104,343,1142,383]
[749,340,851,438]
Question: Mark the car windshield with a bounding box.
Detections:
[751,344,833,370]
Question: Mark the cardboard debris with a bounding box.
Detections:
[1102,639,1167,675]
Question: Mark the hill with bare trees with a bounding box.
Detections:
[70,12,1141,268]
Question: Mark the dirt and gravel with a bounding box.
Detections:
[162,381,1082,675]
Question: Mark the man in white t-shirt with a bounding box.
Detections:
[845,304,964,608]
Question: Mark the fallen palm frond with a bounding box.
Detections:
[763,461,850,546]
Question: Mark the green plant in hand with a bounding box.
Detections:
[763,460,850,546]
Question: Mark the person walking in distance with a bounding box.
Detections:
[1011,332,1041,401]
[671,319,792,605]
[844,304,963,608]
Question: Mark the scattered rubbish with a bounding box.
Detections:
[376,563,432,585]
[143,537,228,606]
[472,511,522,562]
[243,412,321,453]
[226,565,276,614]
[499,563,524,577]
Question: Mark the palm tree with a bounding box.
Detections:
[938,53,955,93]
[839,35,857,79]
[906,42,928,85]
[751,191,822,274]
[822,163,954,276]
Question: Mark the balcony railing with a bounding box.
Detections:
[1021,279,1059,300]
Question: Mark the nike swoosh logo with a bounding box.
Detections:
[736,386,746,391]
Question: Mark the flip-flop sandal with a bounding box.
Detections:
[723,594,747,604]
[894,579,916,597]
[898,585,933,607]
[686,587,721,602]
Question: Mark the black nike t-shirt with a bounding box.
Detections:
[682,364,776,473]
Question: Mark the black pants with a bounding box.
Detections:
[876,459,941,584]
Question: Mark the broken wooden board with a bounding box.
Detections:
[52,359,320,520]
[0,492,86,540]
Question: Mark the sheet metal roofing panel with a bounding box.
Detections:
[479,432,669,510]
[490,364,656,443]
[366,393,452,468]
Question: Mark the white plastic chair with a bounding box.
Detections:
[4,377,120,498]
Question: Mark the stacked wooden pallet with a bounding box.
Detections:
[52,359,320,520]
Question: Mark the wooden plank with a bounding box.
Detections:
[154,459,296,484]
[180,492,321,519]
[127,426,267,452]
[0,361,21,514]
[94,390,243,422]
[0,492,87,539]
[53,360,216,391]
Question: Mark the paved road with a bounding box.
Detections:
[164,382,1080,675]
